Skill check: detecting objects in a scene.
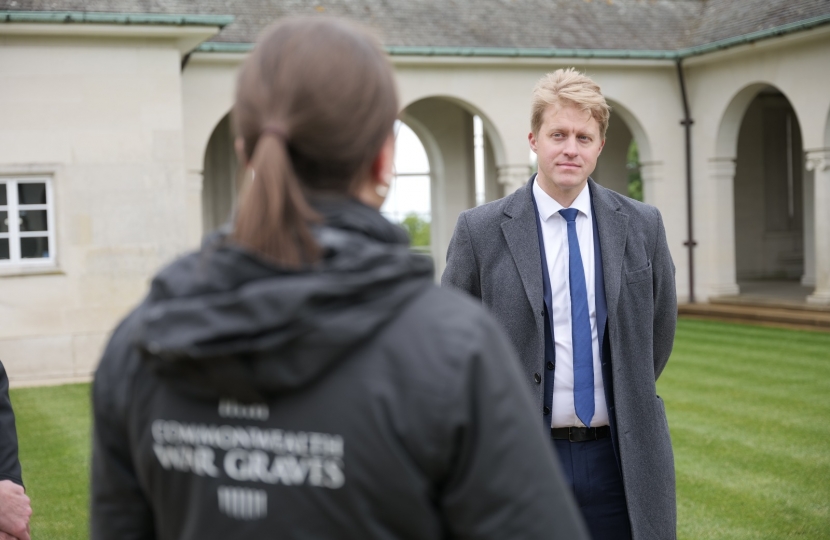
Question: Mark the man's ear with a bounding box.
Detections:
[354,133,395,210]
[528,131,538,153]
[598,138,606,154]
[370,134,395,186]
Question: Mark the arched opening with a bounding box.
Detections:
[591,101,652,203]
[733,87,808,296]
[199,97,506,277]
[381,121,432,254]
[202,113,238,234]
[399,96,506,276]
[593,110,641,201]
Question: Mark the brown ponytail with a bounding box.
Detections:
[230,17,399,268]
[233,133,320,267]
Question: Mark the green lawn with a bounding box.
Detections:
[6,319,830,539]
[10,382,90,540]
[658,319,830,539]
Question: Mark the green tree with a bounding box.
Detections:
[627,139,643,202]
[401,213,431,250]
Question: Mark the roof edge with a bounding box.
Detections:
[192,12,830,59]
[385,46,677,59]
[0,10,234,27]
[677,12,830,57]
[197,41,254,53]
[385,15,830,60]
[195,43,677,59]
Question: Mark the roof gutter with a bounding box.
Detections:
[196,42,255,53]
[0,10,234,27]
[384,45,678,59]
[194,43,674,57]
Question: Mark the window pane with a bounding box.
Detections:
[0,239,8,259]
[20,237,49,259]
[18,183,46,205]
[0,211,6,233]
[0,184,6,206]
[20,210,48,232]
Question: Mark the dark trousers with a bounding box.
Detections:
[553,436,632,540]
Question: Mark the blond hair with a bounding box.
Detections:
[530,68,611,138]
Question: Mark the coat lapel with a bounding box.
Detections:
[501,179,545,318]
[589,179,628,318]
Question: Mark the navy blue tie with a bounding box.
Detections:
[559,208,594,428]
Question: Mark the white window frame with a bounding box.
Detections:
[0,176,57,272]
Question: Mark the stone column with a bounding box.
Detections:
[639,160,664,205]
[806,148,830,305]
[497,164,531,196]
[707,157,740,296]
[186,170,205,248]
[802,167,816,287]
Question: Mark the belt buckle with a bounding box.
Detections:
[569,426,596,442]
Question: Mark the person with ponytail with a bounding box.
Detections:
[91,17,587,540]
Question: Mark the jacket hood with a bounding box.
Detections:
[134,197,434,399]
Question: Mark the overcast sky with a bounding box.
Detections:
[381,122,431,223]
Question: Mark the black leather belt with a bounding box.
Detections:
[551,426,611,442]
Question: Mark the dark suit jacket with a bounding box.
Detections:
[0,361,23,487]
[442,177,677,540]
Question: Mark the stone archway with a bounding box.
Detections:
[734,88,806,284]
[399,96,507,277]
[201,112,238,235]
[199,95,510,278]
[710,82,813,300]
[593,100,654,204]
[593,110,635,198]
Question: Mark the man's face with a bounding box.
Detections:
[529,103,605,205]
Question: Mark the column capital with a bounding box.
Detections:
[707,156,737,180]
[639,160,664,184]
[805,148,830,172]
[497,164,531,195]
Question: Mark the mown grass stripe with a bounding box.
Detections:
[661,319,830,539]
[9,383,91,539]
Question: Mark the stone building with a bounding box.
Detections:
[1,0,829,384]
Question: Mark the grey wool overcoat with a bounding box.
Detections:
[442,177,678,540]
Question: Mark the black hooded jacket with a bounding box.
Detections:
[91,198,587,540]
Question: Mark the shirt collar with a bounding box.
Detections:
[532,176,592,222]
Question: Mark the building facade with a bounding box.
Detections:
[1,0,829,384]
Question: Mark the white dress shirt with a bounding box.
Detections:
[532,180,609,428]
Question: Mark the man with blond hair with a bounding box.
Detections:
[442,68,677,539]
